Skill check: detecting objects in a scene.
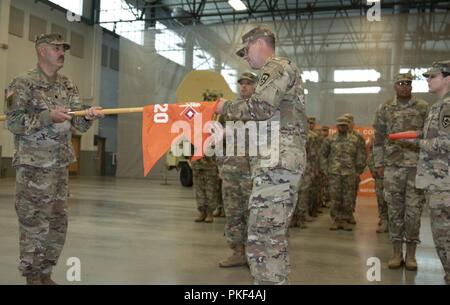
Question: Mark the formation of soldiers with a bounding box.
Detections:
[4,26,449,285]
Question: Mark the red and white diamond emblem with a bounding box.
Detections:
[183,107,197,120]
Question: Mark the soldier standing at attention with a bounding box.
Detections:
[5,33,104,285]
[191,156,219,223]
[216,26,307,285]
[413,61,450,284]
[320,117,365,231]
[367,135,388,233]
[372,72,429,271]
[320,125,331,208]
[217,72,257,268]
[342,113,366,224]
[306,117,322,218]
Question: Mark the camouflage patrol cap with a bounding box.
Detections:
[236,26,275,57]
[321,125,330,131]
[423,60,450,78]
[238,71,258,84]
[336,116,350,126]
[394,72,413,83]
[35,33,71,50]
[307,117,316,124]
[342,113,354,122]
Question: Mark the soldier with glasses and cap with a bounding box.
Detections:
[372,72,429,271]
[215,26,307,285]
[5,33,104,284]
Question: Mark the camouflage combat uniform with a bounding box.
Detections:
[223,56,307,284]
[416,84,450,283]
[373,96,428,244]
[191,157,220,215]
[308,127,322,217]
[293,129,318,224]
[368,139,388,227]
[216,100,252,251]
[5,66,93,278]
[320,128,366,226]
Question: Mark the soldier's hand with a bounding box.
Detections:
[376,166,384,179]
[84,107,105,120]
[50,106,72,123]
[215,98,227,115]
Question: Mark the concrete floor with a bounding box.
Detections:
[0,176,446,285]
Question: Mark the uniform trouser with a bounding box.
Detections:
[352,175,361,212]
[217,179,224,209]
[328,174,355,222]
[294,171,312,219]
[321,174,330,206]
[384,167,424,244]
[309,175,320,214]
[15,165,69,277]
[375,177,388,224]
[426,191,450,277]
[193,169,219,213]
[222,166,252,248]
[247,168,302,285]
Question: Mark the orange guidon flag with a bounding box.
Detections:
[142,101,219,176]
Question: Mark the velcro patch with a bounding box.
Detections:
[442,114,450,129]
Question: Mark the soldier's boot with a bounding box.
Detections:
[342,222,353,231]
[40,274,58,285]
[329,220,339,230]
[219,208,226,217]
[204,210,214,223]
[376,222,389,233]
[212,208,221,217]
[405,243,418,271]
[219,245,247,268]
[347,214,356,224]
[26,275,42,285]
[388,242,404,269]
[194,211,206,222]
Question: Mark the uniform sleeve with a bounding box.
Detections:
[5,78,53,135]
[67,82,93,133]
[355,139,367,175]
[419,103,450,154]
[356,135,367,174]
[372,105,386,167]
[223,61,290,121]
[320,138,330,175]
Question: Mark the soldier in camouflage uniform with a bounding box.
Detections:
[191,156,220,223]
[414,61,450,284]
[367,136,388,233]
[372,72,429,270]
[320,117,366,231]
[216,26,307,284]
[306,117,322,218]
[320,125,331,208]
[5,34,104,285]
[216,72,256,268]
[290,123,318,228]
[343,113,366,224]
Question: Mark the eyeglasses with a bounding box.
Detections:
[397,81,412,86]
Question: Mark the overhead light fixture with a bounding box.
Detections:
[228,0,247,11]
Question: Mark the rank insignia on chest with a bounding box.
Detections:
[259,73,270,86]
[442,115,450,129]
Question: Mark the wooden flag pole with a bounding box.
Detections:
[0,107,144,122]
